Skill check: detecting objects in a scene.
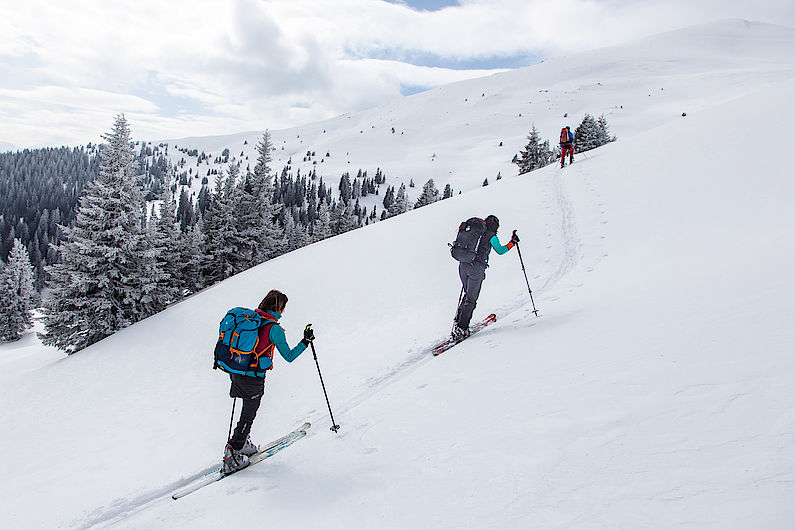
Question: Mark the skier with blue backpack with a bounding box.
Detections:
[213,289,314,473]
[450,215,519,340]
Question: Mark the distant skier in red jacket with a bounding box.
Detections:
[559,126,574,167]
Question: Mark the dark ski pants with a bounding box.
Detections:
[456,261,486,329]
[561,145,574,165]
[228,373,265,450]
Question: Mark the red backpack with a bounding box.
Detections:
[560,128,570,144]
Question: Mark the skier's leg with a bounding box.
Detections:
[455,263,468,322]
[229,394,263,450]
[228,374,265,450]
[456,264,485,329]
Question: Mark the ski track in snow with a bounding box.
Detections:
[78,150,586,528]
[307,162,584,426]
[539,164,582,293]
[76,482,182,529]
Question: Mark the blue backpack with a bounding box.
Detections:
[213,307,277,377]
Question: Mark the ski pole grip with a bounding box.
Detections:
[303,324,316,347]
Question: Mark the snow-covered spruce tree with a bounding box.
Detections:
[388,183,409,217]
[151,188,183,304]
[331,201,357,235]
[312,201,332,242]
[140,216,168,316]
[0,239,38,341]
[202,171,241,284]
[243,133,282,264]
[224,163,261,274]
[338,173,352,205]
[280,208,309,254]
[515,124,553,174]
[179,219,207,295]
[443,184,453,199]
[254,130,274,177]
[0,262,9,331]
[352,178,361,200]
[40,114,152,352]
[382,186,395,211]
[0,263,15,342]
[414,179,440,209]
[597,114,616,145]
[574,114,604,152]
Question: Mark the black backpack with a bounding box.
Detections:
[450,217,487,263]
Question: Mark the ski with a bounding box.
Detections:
[432,313,497,356]
[171,422,311,500]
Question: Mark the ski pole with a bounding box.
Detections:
[306,325,340,433]
[227,398,237,441]
[515,242,539,316]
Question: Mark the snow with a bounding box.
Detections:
[2,19,795,529]
[161,19,795,210]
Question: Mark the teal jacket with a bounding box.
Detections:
[253,309,307,373]
[490,235,514,255]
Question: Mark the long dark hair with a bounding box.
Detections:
[258,290,288,313]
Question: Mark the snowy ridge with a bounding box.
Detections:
[160,19,795,206]
[1,20,795,529]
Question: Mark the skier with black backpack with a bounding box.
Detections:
[450,215,519,340]
[213,289,314,474]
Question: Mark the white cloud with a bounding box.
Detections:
[0,0,793,146]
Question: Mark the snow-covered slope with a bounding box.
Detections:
[162,19,795,204]
[1,19,795,529]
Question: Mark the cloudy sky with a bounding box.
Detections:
[1,0,793,148]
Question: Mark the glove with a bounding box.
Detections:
[303,324,315,343]
[511,230,520,243]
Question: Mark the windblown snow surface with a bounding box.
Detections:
[1,19,794,529]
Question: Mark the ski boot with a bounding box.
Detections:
[240,436,258,457]
[222,443,250,474]
[452,325,470,341]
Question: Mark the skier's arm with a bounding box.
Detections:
[269,324,307,362]
[490,235,515,255]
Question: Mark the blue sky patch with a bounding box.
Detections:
[383,0,459,11]
[400,84,432,96]
[131,73,208,118]
[364,48,544,71]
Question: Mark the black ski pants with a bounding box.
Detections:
[456,261,486,329]
[228,373,265,450]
